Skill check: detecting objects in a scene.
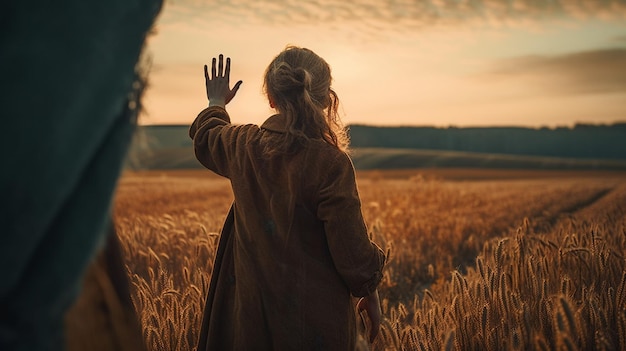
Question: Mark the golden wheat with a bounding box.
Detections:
[113,170,626,351]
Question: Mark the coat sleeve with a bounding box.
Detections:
[189,106,242,178]
[316,151,386,297]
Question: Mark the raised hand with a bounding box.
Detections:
[204,54,242,107]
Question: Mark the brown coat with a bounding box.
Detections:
[190,107,386,351]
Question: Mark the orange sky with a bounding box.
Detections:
[141,0,626,127]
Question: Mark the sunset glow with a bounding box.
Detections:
[142,0,626,127]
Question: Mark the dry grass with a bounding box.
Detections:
[113,169,626,350]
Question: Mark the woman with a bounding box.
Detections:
[190,46,386,350]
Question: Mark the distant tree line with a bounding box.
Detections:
[347,123,626,160]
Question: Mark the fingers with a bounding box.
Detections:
[225,80,243,104]
[218,54,224,77]
[208,55,229,79]
[225,57,231,79]
[211,57,217,79]
[204,64,209,82]
[232,80,242,94]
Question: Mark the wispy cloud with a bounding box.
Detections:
[484,48,626,95]
[162,0,626,30]
[614,34,626,44]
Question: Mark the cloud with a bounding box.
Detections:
[614,34,626,44]
[484,48,626,95]
[161,0,626,30]
[152,0,626,47]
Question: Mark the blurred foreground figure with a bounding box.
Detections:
[63,224,147,351]
[0,1,162,350]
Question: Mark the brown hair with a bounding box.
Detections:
[263,46,348,155]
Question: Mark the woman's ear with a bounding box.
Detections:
[269,97,276,109]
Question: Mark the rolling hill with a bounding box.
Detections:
[126,124,626,170]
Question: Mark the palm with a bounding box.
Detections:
[204,54,242,106]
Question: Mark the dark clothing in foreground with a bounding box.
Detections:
[1,1,161,350]
[190,106,386,350]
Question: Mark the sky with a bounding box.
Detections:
[141,0,626,128]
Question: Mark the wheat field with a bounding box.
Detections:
[113,169,626,350]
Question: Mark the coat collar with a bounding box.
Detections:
[261,114,288,133]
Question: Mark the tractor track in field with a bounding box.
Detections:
[451,183,617,277]
[532,186,615,234]
[559,188,613,216]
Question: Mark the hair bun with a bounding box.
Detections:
[294,67,312,91]
[271,62,311,93]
